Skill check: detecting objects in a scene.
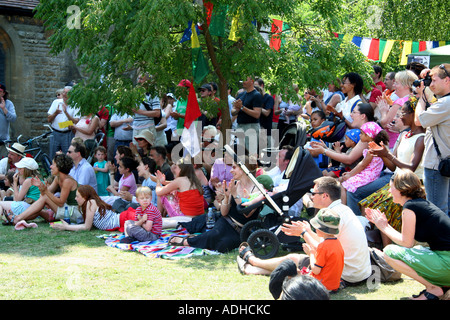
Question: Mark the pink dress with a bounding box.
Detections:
[342,149,384,193]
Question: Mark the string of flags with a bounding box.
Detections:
[180,1,449,82]
[334,33,450,65]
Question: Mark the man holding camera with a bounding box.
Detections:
[415,63,450,215]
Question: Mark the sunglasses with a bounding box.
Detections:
[439,64,450,78]
[310,188,325,196]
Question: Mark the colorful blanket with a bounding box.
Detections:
[97,228,221,260]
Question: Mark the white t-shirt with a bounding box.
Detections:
[328,200,372,283]
[47,99,80,131]
[335,95,362,125]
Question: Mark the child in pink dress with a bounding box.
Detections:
[340,122,389,204]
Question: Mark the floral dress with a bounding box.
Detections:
[342,149,384,193]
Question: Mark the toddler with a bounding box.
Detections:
[340,122,389,204]
[122,186,162,243]
[0,171,15,200]
[305,110,329,168]
[323,128,360,178]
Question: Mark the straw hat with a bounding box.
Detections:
[6,143,26,157]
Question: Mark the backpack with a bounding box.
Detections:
[309,119,347,143]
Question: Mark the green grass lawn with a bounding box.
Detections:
[0,219,423,301]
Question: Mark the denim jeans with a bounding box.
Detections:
[49,131,74,160]
[346,171,394,216]
[424,168,450,215]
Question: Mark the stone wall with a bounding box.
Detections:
[0,14,80,152]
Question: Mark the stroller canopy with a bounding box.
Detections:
[283,147,323,206]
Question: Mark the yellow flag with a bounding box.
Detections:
[381,40,395,63]
[400,40,412,65]
[191,23,200,49]
[228,10,243,42]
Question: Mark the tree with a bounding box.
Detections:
[35,0,373,135]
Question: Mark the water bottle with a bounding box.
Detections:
[206,208,215,230]
[64,206,71,224]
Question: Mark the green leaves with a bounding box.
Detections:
[36,0,376,122]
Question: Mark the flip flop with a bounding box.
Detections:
[14,220,38,231]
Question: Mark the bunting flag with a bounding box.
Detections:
[180,21,199,43]
[228,11,241,41]
[400,40,412,65]
[270,19,285,51]
[190,22,209,84]
[341,32,449,64]
[209,4,228,37]
[180,83,202,157]
[381,40,395,63]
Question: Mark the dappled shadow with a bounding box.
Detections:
[0,219,113,258]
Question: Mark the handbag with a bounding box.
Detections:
[55,205,84,224]
[369,247,402,282]
[431,135,450,177]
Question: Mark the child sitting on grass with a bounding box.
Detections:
[121,186,162,243]
[0,171,15,200]
[294,208,344,292]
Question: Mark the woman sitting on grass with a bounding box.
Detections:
[1,158,41,225]
[12,154,81,227]
[366,169,450,300]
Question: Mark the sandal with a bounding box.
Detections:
[238,242,254,263]
[168,236,187,246]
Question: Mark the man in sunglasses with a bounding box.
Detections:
[415,63,450,215]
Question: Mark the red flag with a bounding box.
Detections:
[181,82,202,157]
[184,83,202,129]
[270,19,283,51]
[419,41,427,52]
[367,38,380,61]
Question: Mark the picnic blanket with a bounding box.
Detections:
[97,228,221,260]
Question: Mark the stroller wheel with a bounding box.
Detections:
[240,220,264,243]
[247,229,280,260]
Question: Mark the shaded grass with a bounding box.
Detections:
[0,219,423,300]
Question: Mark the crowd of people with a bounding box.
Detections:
[0,62,449,300]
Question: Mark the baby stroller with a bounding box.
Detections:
[224,143,323,259]
[85,132,105,164]
[259,121,308,168]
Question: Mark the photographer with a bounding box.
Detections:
[414,63,450,215]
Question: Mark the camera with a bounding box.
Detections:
[413,73,432,87]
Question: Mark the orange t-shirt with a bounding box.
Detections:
[311,238,344,291]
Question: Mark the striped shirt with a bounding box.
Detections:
[134,204,162,236]
[93,209,120,231]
